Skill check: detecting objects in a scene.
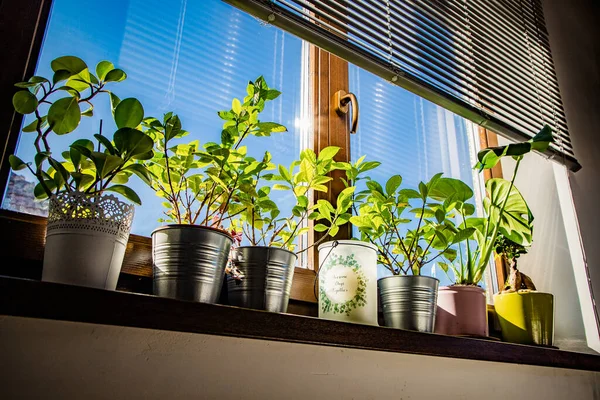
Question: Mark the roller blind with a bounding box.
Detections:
[224,0,580,171]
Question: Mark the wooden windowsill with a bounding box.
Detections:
[1,275,599,372]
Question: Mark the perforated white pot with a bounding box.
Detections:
[42,192,134,290]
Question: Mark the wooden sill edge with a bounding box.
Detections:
[0,209,317,303]
[1,276,599,372]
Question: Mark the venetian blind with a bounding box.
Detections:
[224,0,579,171]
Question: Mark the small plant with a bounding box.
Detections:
[142,76,286,227]
[495,233,536,292]
[350,173,475,275]
[230,146,366,253]
[9,55,153,205]
[440,126,554,286]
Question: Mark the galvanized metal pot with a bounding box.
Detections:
[228,246,297,313]
[378,275,439,332]
[43,192,134,290]
[152,224,233,303]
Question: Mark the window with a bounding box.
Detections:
[2,0,598,355]
[2,0,307,239]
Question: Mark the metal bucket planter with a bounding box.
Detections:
[494,291,554,346]
[152,225,233,303]
[435,285,488,337]
[318,240,378,325]
[227,246,297,313]
[378,275,439,332]
[42,192,134,290]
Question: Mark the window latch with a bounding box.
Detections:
[334,90,359,134]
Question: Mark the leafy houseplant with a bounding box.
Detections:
[350,173,475,332]
[9,55,153,290]
[227,146,359,312]
[435,126,553,338]
[143,77,289,304]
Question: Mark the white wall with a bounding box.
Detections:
[1,315,599,400]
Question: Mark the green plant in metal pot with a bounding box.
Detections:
[350,172,475,332]
[141,76,288,303]
[8,55,153,289]
[226,146,364,312]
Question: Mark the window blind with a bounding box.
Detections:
[223,0,580,171]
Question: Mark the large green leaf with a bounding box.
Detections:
[47,97,81,134]
[8,155,28,171]
[114,98,144,129]
[50,56,87,74]
[429,177,473,202]
[96,61,114,81]
[486,178,533,246]
[12,91,38,114]
[113,128,154,160]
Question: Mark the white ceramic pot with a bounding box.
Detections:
[317,240,378,325]
[42,192,134,290]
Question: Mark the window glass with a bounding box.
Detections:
[2,0,305,237]
[349,65,482,286]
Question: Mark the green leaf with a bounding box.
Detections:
[272,184,290,190]
[297,195,309,208]
[452,227,476,244]
[435,209,445,224]
[385,175,402,195]
[91,152,124,178]
[22,117,45,133]
[232,98,242,115]
[105,185,142,205]
[109,92,121,114]
[317,146,340,161]
[8,155,28,171]
[429,178,473,202]
[314,223,328,232]
[96,61,115,81]
[113,128,154,160]
[51,56,87,74]
[114,98,144,129]
[164,115,182,142]
[418,181,428,199]
[94,134,116,155]
[104,69,127,82]
[530,125,554,152]
[47,97,81,134]
[486,178,534,246]
[366,180,384,195]
[12,91,38,114]
[255,122,287,134]
[52,70,73,84]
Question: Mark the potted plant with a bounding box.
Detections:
[316,156,381,325]
[227,146,357,313]
[9,56,153,289]
[435,126,553,338]
[350,173,474,332]
[142,76,287,303]
[493,234,553,345]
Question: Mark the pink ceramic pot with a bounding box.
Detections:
[435,285,488,337]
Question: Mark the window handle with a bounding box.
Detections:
[334,90,359,134]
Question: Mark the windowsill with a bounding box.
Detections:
[1,275,599,372]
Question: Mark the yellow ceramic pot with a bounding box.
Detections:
[493,291,554,346]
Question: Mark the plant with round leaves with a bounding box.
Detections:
[443,125,554,287]
[141,76,287,227]
[8,55,152,205]
[350,173,476,276]
[230,146,365,253]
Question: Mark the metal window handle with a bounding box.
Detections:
[334,90,359,134]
